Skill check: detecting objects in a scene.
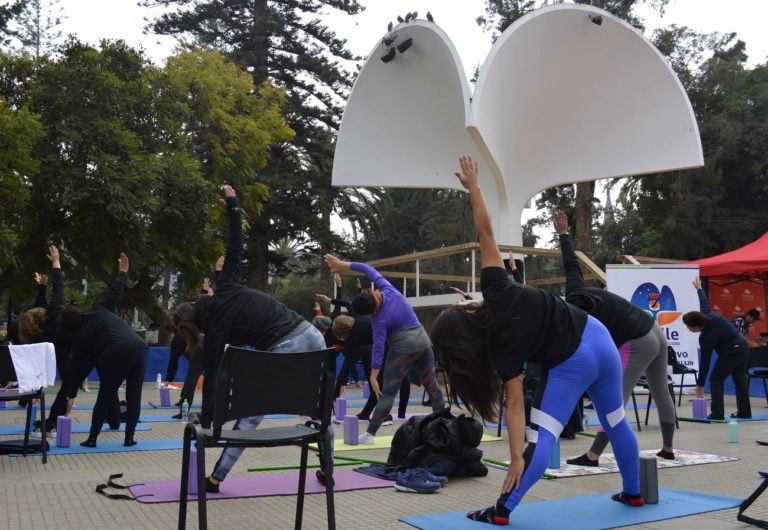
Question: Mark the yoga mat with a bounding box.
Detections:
[3,403,200,412]
[343,399,427,408]
[339,412,429,423]
[487,449,739,479]
[731,412,768,422]
[0,423,151,435]
[138,414,294,423]
[128,468,392,504]
[678,416,727,424]
[9,437,183,456]
[399,487,742,530]
[311,433,503,452]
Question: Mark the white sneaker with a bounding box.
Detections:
[358,432,375,445]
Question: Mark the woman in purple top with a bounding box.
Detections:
[323,254,445,444]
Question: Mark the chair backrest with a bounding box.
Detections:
[211,346,337,438]
[748,346,768,369]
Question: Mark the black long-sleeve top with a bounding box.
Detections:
[695,288,746,386]
[559,234,654,347]
[328,290,373,359]
[65,272,147,398]
[37,269,74,359]
[482,266,587,381]
[199,197,305,366]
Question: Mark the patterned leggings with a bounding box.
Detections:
[366,346,445,435]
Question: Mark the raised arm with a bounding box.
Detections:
[33,273,48,309]
[94,253,129,312]
[554,211,586,293]
[455,155,504,269]
[331,273,344,319]
[218,185,243,287]
[47,245,65,312]
[693,277,711,314]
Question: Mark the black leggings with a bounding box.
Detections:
[179,353,204,407]
[90,347,147,439]
[334,350,371,398]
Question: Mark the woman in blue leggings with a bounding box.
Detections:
[430,155,643,525]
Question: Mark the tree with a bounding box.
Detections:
[142,0,364,289]
[0,0,28,47]
[478,0,669,256]
[14,0,65,58]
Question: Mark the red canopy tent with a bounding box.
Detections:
[688,231,768,277]
[688,232,768,339]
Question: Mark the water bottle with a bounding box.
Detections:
[181,399,189,423]
[156,373,162,389]
[728,418,739,443]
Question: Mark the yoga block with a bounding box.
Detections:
[335,397,346,421]
[547,438,560,469]
[188,447,198,495]
[56,416,72,448]
[0,388,6,408]
[363,382,370,399]
[639,453,659,504]
[343,415,359,445]
[691,398,707,419]
[159,387,171,407]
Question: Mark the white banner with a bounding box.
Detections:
[606,265,701,382]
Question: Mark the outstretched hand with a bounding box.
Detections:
[316,293,332,304]
[34,272,48,286]
[215,255,225,271]
[692,276,702,290]
[323,254,350,272]
[118,252,129,273]
[553,211,569,235]
[454,154,480,190]
[47,245,60,268]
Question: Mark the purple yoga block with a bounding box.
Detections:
[335,397,346,421]
[56,416,72,448]
[159,387,171,407]
[692,398,707,419]
[343,415,359,445]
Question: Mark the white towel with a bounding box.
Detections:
[8,343,57,392]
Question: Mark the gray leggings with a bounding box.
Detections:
[591,324,676,454]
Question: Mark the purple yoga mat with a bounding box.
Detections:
[128,468,391,504]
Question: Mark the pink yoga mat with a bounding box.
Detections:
[128,468,391,503]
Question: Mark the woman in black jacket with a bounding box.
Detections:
[62,252,148,447]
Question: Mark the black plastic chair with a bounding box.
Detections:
[747,346,768,408]
[178,346,337,530]
[0,345,48,463]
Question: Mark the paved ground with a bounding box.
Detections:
[1,383,766,529]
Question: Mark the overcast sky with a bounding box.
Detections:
[53,0,768,77]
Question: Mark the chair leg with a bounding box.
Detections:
[630,391,641,432]
[322,432,336,530]
[39,390,47,464]
[763,378,768,407]
[677,373,685,407]
[178,428,192,530]
[22,398,32,454]
[195,435,208,530]
[645,393,652,426]
[295,444,308,530]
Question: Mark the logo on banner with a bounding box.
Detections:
[630,282,682,325]
[742,289,754,301]
[721,287,734,300]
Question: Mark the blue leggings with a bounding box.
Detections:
[505,316,640,511]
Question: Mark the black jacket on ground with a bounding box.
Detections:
[386,408,488,477]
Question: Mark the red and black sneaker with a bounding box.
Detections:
[466,506,510,525]
[611,492,645,507]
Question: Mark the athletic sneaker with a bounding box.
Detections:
[358,432,375,445]
[566,453,599,467]
[381,415,394,426]
[611,492,645,507]
[394,469,441,493]
[412,468,448,487]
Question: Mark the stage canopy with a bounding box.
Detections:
[689,232,768,277]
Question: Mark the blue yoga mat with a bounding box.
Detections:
[399,488,742,530]
[3,403,200,412]
[734,412,768,422]
[139,414,295,423]
[0,423,151,435]
[10,437,184,456]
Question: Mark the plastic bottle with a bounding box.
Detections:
[156,373,162,389]
[181,399,190,423]
[728,418,739,443]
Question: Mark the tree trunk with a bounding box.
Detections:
[574,181,596,255]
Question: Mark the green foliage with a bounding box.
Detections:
[270,271,330,323]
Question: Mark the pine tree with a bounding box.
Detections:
[14,0,65,58]
[142,0,364,289]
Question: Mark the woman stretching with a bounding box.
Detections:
[173,186,330,491]
[553,211,677,465]
[322,255,445,444]
[430,155,642,525]
[62,252,148,447]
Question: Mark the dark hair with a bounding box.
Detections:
[430,304,499,421]
[174,302,202,353]
[747,309,761,320]
[682,311,706,328]
[351,293,376,316]
[359,277,372,290]
[59,305,84,331]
